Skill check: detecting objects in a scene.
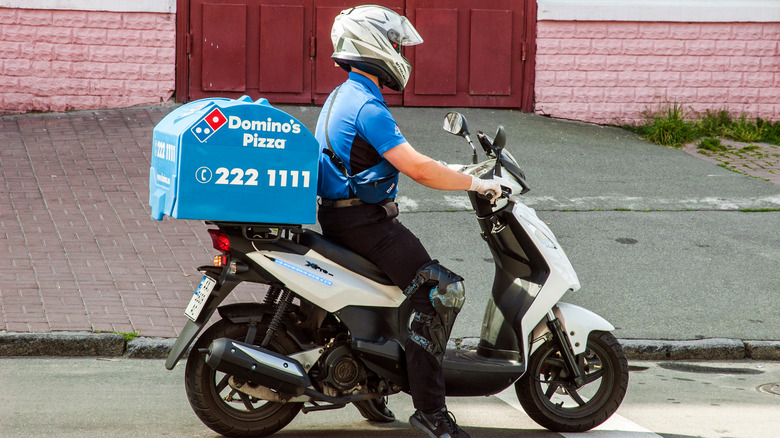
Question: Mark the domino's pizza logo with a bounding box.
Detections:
[191,108,227,143]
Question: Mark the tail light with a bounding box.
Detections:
[208,229,230,254]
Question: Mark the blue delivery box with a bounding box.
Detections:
[149,96,319,224]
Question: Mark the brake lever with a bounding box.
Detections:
[482,188,512,203]
[476,131,496,156]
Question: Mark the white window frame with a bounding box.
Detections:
[0,0,175,13]
[538,0,780,22]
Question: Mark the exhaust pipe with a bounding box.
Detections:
[205,338,311,397]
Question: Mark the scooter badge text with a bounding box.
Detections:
[306,261,333,277]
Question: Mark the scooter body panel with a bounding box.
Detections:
[442,349,525,396]
[478,195,584,364]
[339,303,524,397]
[247,249,405,312]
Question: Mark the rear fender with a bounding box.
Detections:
[530,302,615,357]
[165,317,213,370]
[217,302,275,323]
[164,273,239,370]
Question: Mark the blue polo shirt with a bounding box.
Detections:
[315,72,407,201]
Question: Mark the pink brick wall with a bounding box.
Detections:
[535,21,780,125]
[0,8,175,114]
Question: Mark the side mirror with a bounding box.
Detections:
[494,126,506,150]
[443,112,469,137]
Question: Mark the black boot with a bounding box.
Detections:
[410,407,470,438]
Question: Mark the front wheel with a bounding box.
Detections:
[516,331,628,432]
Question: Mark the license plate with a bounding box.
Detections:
[185,276,217,322]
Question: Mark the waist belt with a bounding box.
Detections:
[320,197,394,208]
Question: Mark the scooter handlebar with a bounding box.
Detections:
[480,187,512,202]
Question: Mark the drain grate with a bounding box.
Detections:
[757,383,780,397]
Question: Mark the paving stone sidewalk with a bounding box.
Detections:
[682,140,780,185]
[0,106,227,338]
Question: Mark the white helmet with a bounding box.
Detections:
[331,5,423,92]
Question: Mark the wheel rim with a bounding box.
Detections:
[531,340,614,418]
[207,368,290,421]
[193,322,301,423]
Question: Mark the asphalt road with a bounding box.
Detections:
[1,357,778,438]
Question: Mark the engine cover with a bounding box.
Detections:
[320,344,366,391]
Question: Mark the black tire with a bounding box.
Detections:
[184,319,302,438]
[516,331,628,432]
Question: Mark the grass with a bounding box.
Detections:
[624,104,780,149]
[626,103,697,148]
[697,137,725,152]
[96,329,141,342]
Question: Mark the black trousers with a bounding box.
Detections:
[318,201,446,413]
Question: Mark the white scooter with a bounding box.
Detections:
[165,112,629,437]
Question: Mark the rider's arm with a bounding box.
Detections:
[383,142,472,191]
[354,95,498,195]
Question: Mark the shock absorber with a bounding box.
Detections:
[260,288,293,348]
[241,287,283,345]
[264,286,282,305]
[547,310,585,388]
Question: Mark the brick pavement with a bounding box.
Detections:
[0,106,265,338]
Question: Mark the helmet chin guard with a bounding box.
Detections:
[330,5,423,92]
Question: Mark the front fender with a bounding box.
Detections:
[531,302,615,356]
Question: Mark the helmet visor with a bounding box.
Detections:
[389,16,423,47]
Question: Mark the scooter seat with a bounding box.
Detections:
[298,230,394,286]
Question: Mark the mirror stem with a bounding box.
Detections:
[464,134,477,164]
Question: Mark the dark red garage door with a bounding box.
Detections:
[311,0,404,106]
[176,0,535,109]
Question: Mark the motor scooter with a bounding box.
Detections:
[164,112,629,437]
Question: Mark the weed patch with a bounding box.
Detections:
[96,329,141,342]
[623,104,780,183]
[624,104,780,148]
[697,137,726,152]
[625,103,697,148]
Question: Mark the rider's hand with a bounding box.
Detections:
[468,176,502,201]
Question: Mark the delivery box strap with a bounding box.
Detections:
[323,86,351,177]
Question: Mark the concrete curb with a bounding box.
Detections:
[125,337,178,359]
[457,337,780,361]
[0,332,126,357]
[618,338,780,361]
[1,333,779,361]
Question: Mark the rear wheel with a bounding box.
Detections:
[516,331,628,432]
[184,319,302,437]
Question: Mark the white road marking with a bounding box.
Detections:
[495,387,662,437]
[396,195,419,211]
[521,194,780,210]
[443,195,473,210]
